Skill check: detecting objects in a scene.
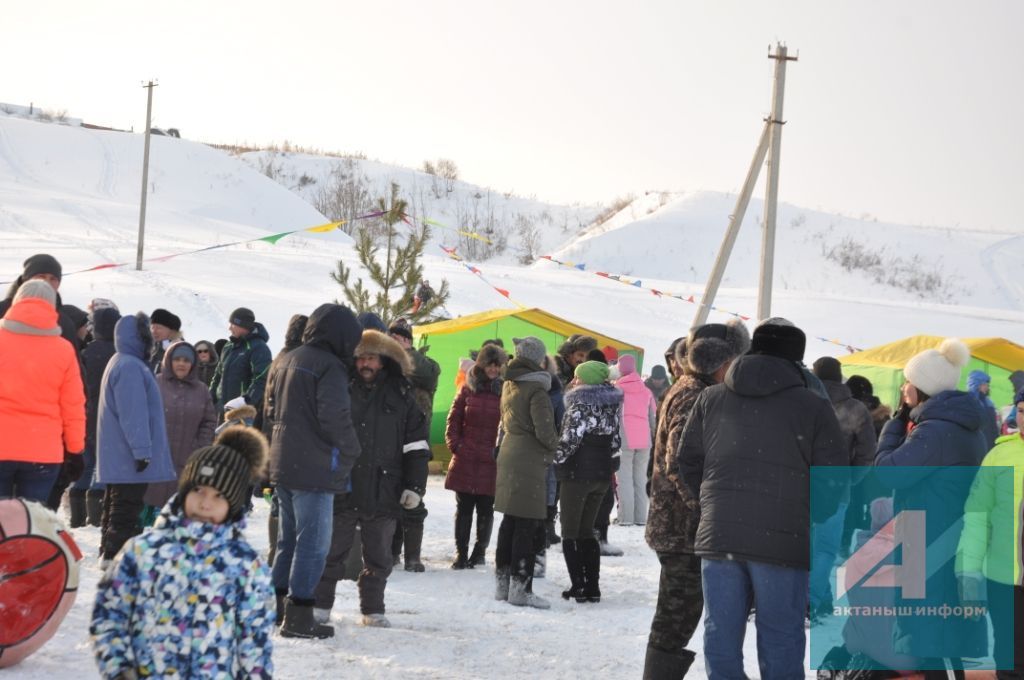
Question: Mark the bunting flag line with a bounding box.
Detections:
[1,213,388,285]
[437,245,524,308]
[540,255,864,353]
[422,218,494,244]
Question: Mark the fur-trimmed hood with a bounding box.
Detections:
[355,329,412,376]
[563,382,623,410]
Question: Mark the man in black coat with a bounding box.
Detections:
[678,323,846,679]
[0,254,81,348]
[264,303,363,640]
[314,329,430,629]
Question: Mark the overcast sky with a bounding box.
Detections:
[5,1,1022,231]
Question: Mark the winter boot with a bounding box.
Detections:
[581,538,602,603]
[597,526,624,557]
[495,567,511,601]
[313,608,331,625]
[280,598,334,639]
[534,549,546,579]
[560,539,587,602]
[68,488,87,529]
[507,576,551,609]
[360,613,391,628]
[642,645,696,680]
[391,523,404,566]
[468,513,493,567]
[274,589,287,627]
[545,505,561,546]
[85,489,104,527]
[403,522,426,572]
[452,507,473,569]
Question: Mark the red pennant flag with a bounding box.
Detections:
[686,296,695,303]
[496,288,510,298]
[596,272,609,278]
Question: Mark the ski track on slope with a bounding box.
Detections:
[979,232,1024,312]
[0,121,40,184]
[92,129,119,199]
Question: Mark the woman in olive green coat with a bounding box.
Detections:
[493,337,559,609]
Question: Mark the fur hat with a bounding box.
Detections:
[476,343,508,367]
[687,319,751,375]
[750,323,806,363]
[812,356,844,383]
[513,336,547,366]
[228,307,256,331]
[904,338,970,396]
[558,333,598,359]
[846,375,873,400]
[13,279,57,307]
[354,329,412,374]
[387,323,413,341]
[618,354,636,376]
[668,337,687,367]
[575,360,610,385]
[178,426,268,520]
[151,308,182,332]
[22,253,62,283]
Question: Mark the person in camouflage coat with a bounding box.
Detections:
[643,320,749,680]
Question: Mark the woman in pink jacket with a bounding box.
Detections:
[614,354,656,525]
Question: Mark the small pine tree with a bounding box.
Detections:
[333,182,449,325]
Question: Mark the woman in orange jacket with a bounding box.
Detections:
[0,280,85,503]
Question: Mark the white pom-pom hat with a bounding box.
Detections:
[904,338,971,396]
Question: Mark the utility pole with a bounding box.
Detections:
[692,44,797,327]
[136,80,158,271]
[757,44,797,320]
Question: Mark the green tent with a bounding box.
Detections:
[413,307,645,464]
[838,335,1024,410]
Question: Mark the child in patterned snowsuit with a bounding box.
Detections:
[90,427,274,679]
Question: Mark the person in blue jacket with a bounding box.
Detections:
[96,312,175,565]
[874,338,988,675]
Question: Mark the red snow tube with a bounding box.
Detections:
[0,498,82,668]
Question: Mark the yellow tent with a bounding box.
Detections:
[838,335,1024,409]
[413,307,644,460]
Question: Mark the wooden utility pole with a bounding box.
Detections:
[757,44,797,320]
[692,44,797,327]
[136,80,158,271]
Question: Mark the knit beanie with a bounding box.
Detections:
[904,338,970,396]
[575,360,610,385]
[170,343,197,363]
[812,356,844,383]
[151,308,182,332]
[618,354,636,376]
[513,336,547,366]
[602,346,619,363]
[228,307,256,331]
[586,348,608,364]
[750,324,806,363]
[845,375,874,400]
[22,253,62,283]
[650,365,668,380]
[13,279,57,306]
[178,426,268,520]
[357,311,388,332]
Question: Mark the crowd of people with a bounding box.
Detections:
[1,251,1022,679]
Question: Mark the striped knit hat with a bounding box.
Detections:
[178,426,268,520]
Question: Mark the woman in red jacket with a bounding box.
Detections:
[444,343,508,569]
[0,280,85,502]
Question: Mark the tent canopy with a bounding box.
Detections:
[838,335,1024,410]
[413,307,644,459]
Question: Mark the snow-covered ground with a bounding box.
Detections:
[0,112,1019,678]
[17,477,808,680]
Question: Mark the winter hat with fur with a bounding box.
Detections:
[812,356,844,383]
[750,323,806,363]
[151,308,182,332]
[687,319,751,375]
[476,343,508,367]
[904,338,970,396]
[179,426,268,520]
[575,360,610,385]
[513,336,547,366]
[13,279,57,307]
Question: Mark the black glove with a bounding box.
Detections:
[135,458,150,473]
[64,451,85,482]
[894,403,912,424]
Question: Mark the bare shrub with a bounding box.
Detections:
[592,194,636,226]
[313,159,375,235]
